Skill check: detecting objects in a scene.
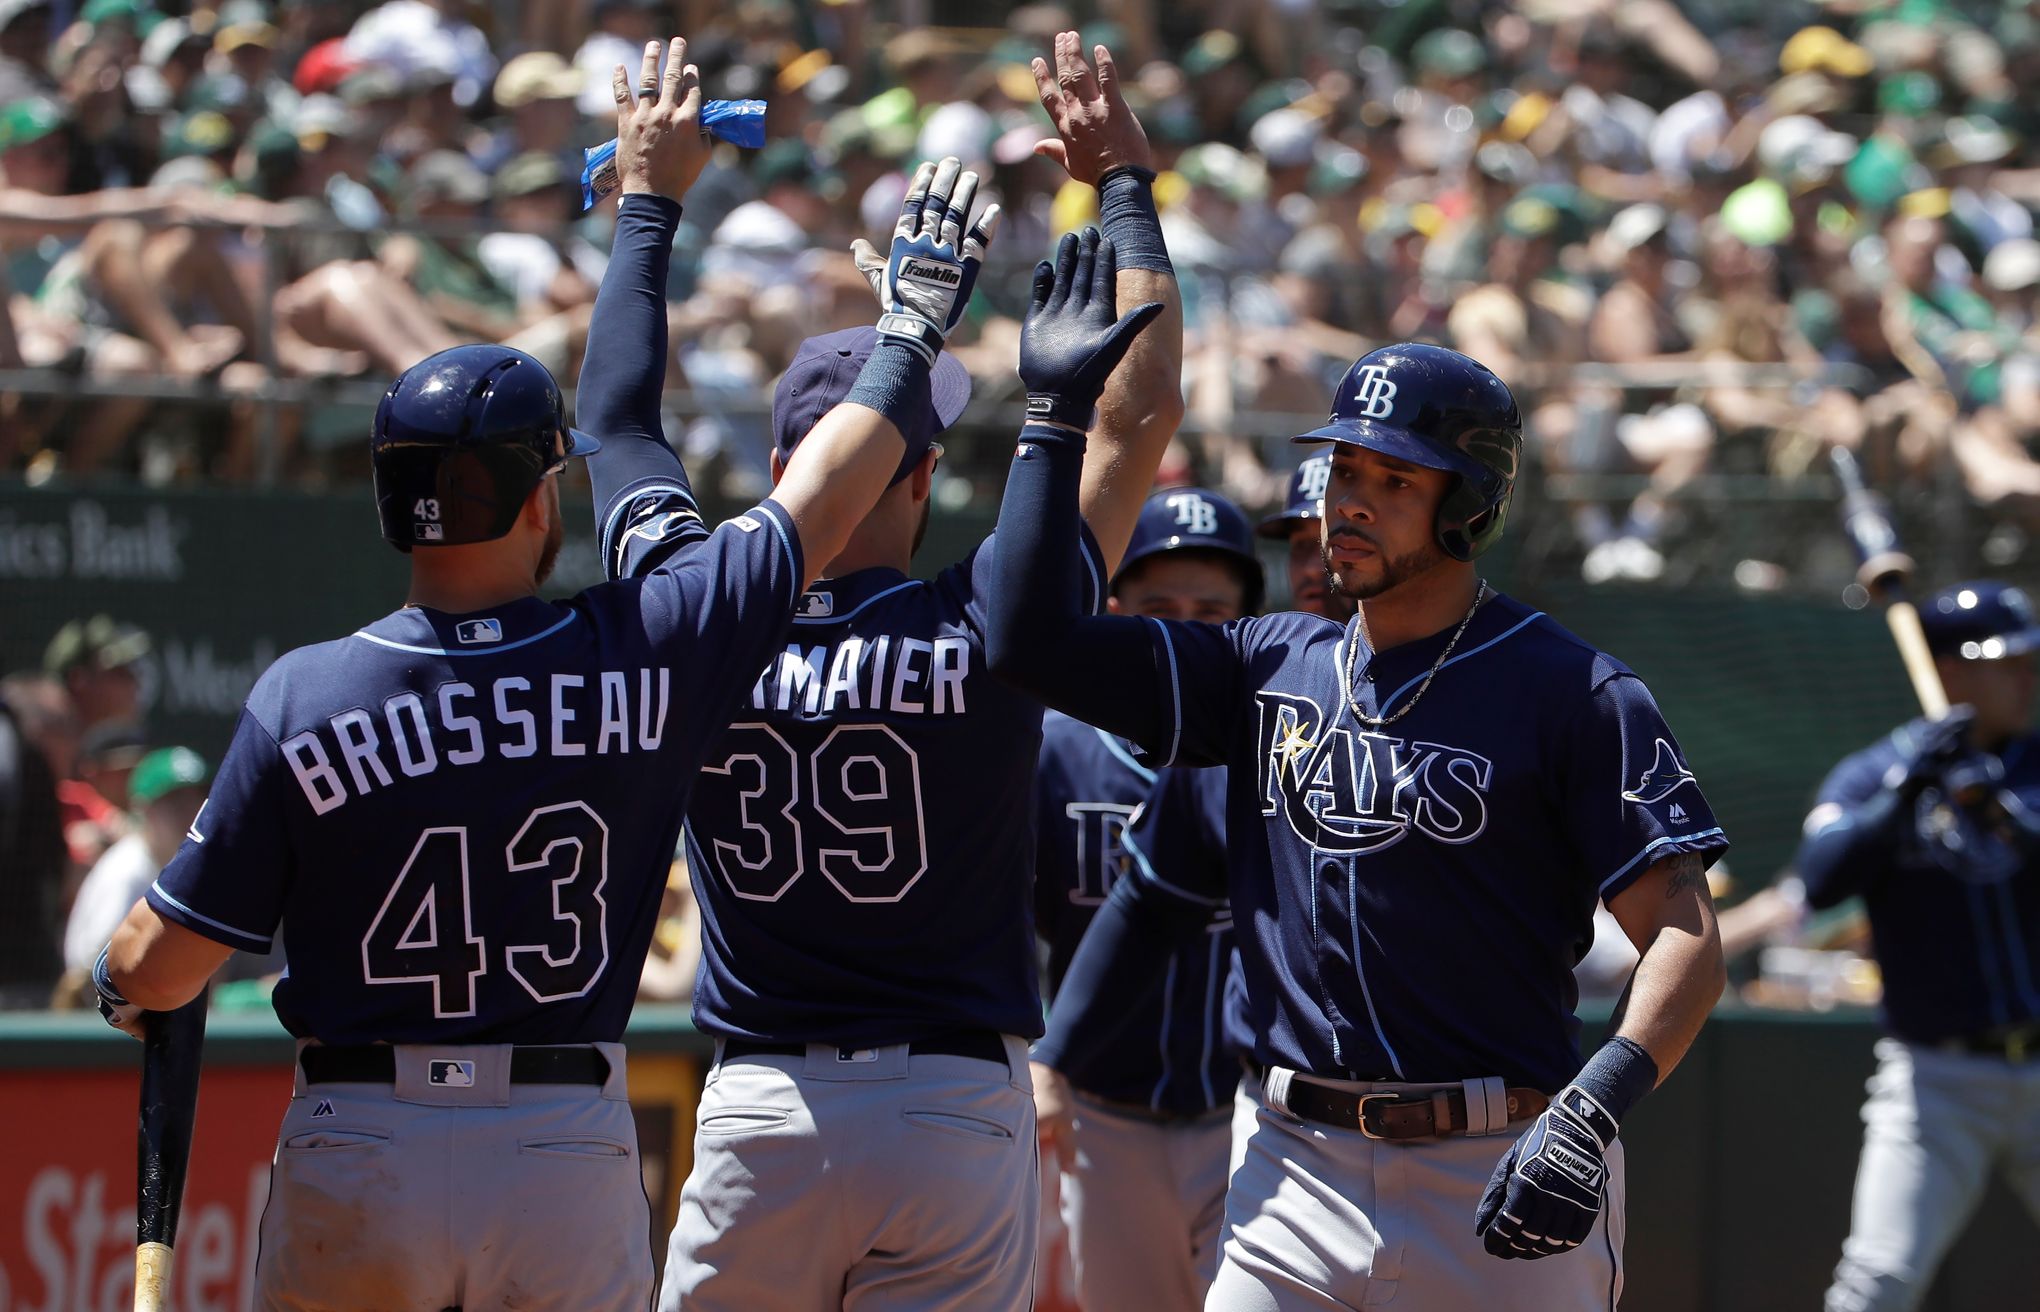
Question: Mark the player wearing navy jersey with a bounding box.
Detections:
[1258,451,1355,622]
[1797,582,2040,1312]
[90,43,929,1309]
[1031,488,1262,1311]
[988,339,1728,1310]
[585,37,1184,1312]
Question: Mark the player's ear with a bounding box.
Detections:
[908,446,939,503]
[769,449,786,487]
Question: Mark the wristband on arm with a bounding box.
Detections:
[1097,166,1172,276]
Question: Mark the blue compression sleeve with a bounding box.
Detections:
[1793,790,1906,909]
[1033,867,1206,1072]
[582,193,706,577]
[1096,166,1172,275]
[984,422,1168,743]
[1570,1036,1659,1134]
[842,338,932,483]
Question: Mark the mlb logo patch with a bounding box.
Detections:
[730,515,762,533]
[797,592,834,619]
[428,1059,476,1087]
[455,618,503,645]
[415,523,444,542]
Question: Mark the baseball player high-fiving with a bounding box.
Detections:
[584,34,1185,1312]
[90,40,924,1309]
[987,339,1728,1309]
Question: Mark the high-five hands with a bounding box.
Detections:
[610,36,712,201]
[1018,228,1163,431]
[851,157,1002,366]
[1031,31,1152,184]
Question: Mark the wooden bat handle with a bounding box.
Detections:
[134,1240,173,1311]
[1887,602,1951,718]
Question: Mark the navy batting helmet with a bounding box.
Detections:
[370,344,600,551]
[1116,487,1266,613]
[1293,342,1521,561]
[1920,581,2040,660]
[1257,452,1333,540]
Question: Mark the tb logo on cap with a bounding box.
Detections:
[1169,493,1218,537]
[1351,365,1398,419]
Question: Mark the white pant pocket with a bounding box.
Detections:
[903,1108,1017,1144]
[281,1128,390,1153]
[518,1134,632,1160]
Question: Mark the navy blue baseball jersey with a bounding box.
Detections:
[145,505,804,1045]
[1130,601,1726,1090]
[1034,712,1237,1112]
[1801,725,2040,1043]
[611,521,1105,1047]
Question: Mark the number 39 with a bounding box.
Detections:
[701,723,929,904]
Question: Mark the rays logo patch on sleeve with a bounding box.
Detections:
[1622,738,1697,805]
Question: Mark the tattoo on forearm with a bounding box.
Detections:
[1662,852,1709,901]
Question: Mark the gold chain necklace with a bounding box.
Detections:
[1342,580,1489,729]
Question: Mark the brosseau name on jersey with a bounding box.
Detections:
[745,633,971,717]
[281,667,674,814]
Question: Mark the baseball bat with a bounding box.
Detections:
[134,995,208,1312]
[1830,447,1949,717]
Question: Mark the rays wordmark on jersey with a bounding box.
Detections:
[1256,691,1493,853]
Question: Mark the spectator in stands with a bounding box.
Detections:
[1581,202,1715,583]
[342,0,494,111]
[483,50,586,177]
[44,614,145,733]
[0,671,114,889]
[60,745,208,980]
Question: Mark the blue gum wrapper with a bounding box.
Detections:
[579,99,768,210]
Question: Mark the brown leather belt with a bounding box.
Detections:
[1263,1067,1548,1141]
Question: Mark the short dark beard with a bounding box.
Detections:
[1321,532,1448,602]
[535,513,563,586]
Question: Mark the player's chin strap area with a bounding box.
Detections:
[1258,1064,1550,1141]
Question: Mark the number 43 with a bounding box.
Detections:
[362,802,608,1017]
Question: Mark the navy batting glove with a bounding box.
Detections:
[93,945,146,1041]
[1018,227,1163,430]
[1892,706,1976,799]
[850,157,1001,367]
[1474,1085,1613,1259]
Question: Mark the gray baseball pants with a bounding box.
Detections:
[1059,1094,1232,1311]
[256,1041,651,1311]
[659,1035,1038,1312]
[1826,1038,2040,1312]
[1208,1072,1625,1312]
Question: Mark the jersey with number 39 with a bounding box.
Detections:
[145,503,805,1045]
[675,536,1104,1047]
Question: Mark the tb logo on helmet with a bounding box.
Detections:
[1169,492,1219,537]
[1297,455,1331,505]
[1350,365,1399,419]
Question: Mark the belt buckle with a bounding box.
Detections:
[1354,1093,1394,1140]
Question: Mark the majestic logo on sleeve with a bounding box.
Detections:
[1168,492,1219,537]
[1256,692,1492,853]
[1351,365,1399,419]
[1621,739,1697,805]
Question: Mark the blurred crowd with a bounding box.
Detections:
[3,0,2040,576]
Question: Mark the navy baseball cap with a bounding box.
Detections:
[1116,486,1266,613]
[1920,580,2040,660]
[772,327,971,485]
[1257,452,1333,539]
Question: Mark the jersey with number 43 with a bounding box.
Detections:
[145,503,805,1045]
[644,535,1103,1047]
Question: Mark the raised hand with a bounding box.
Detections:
[610,36,711,201]
[1031,32,1152,185]
[850,156,1002,366]
[1018,228,1164,430]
